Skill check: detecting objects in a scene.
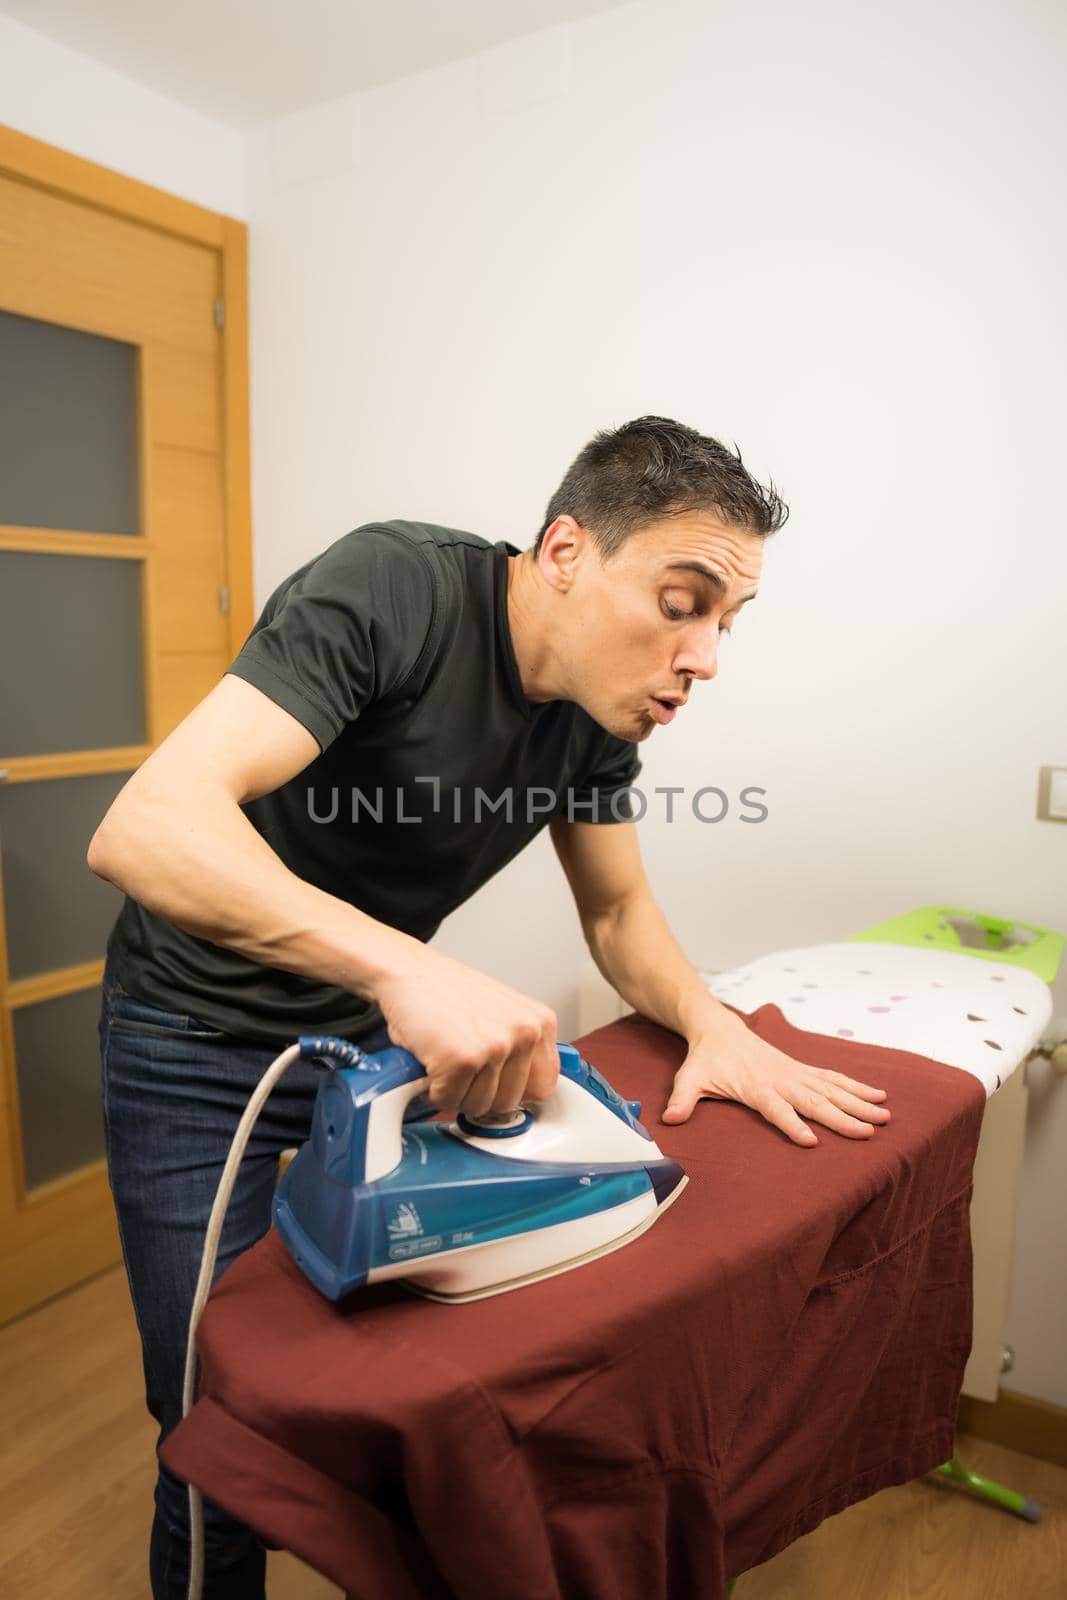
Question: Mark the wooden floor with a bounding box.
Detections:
[3,1266,1065,1599]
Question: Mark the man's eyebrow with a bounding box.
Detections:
[664,562,759,603]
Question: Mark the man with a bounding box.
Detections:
[89,414,890,1597]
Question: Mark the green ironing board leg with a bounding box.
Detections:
[721,1452,1039,1596]
[931,1451,1042,1522]
[721,1451,1039,1597]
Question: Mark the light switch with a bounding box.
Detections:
[1051,770,1067,819]
[1037,766,1067,822]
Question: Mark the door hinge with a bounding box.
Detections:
[214,297,225,329]
[219,585,231,614]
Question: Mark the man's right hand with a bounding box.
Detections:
[373,947,559,1116]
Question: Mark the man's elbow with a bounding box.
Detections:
[581,886,648,940]
[87,813,123,886]
[87,765,171,887]
[87,792,143,889]
[581,901,626,964]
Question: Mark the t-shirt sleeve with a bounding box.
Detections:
[559,733,643,824]
[225,526,439,752]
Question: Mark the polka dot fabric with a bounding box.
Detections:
[701,941,1052,1097]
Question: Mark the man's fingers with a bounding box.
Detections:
[817,1082,892,1123]
[661,1075,702,1123]
[794,1084,877,1139]
[761,1090,819,1147]
[524,1024,560,1102]
[820,1070,888,1101]
[491,1046,535,1113]
[458,1059,504,1117]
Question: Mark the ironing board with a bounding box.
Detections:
[701,905,1060,1591]
[703,906,1059,1098]
[161,906,1061,1599]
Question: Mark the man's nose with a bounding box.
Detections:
[674,624,719,682]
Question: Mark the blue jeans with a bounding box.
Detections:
[99,964,390,1599]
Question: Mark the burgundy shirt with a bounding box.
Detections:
[162,1005,985,1598]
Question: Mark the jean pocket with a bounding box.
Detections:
[108,989,227,1041]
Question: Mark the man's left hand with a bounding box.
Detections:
[661,1023,891,1147]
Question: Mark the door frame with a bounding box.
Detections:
[0,123,253,1321]
[0,122,254,654]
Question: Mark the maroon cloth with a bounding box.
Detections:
[161,1007,986,1598]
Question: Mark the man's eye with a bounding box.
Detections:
[662,599,693,620]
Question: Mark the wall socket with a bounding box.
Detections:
[1037,766,1067,823]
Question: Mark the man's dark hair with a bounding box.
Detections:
[534,415,788,559]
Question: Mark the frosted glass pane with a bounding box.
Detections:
[0,309,139,534]
[0,552,145,757]
[14,985,105,1189]
[0,771,131,981]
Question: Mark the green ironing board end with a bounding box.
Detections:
[845,906,1064,985]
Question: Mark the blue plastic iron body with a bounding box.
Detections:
[273,1039,686,1302]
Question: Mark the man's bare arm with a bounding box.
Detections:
[549,816,890,1144]
[88,674,558,1108]
[548,815,739,1041]
[87,674,417,999]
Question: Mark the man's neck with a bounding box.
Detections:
[506,550,565,705]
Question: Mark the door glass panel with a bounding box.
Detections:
[0,771,131,981]
[14,985,105,1189]
[0,552,145,756]
[0,309,139,535]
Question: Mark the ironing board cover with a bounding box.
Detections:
[702,942,1052,1094]
[162,997,992,1599]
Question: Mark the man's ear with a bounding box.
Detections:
[538,515,587,594]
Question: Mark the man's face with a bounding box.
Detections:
[549,511,764,742]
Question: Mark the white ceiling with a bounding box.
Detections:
[0,0,633,129]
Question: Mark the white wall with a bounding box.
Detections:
[245,0,1067,1406]
[0,13,246,217]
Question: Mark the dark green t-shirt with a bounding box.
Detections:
[107,520,642,1044]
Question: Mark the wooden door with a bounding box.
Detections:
[0,126,253,1323]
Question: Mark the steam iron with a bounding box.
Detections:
[273,1037,687,1303]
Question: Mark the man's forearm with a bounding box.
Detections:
[584,889,744,1043]
[88,775,421,1000]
